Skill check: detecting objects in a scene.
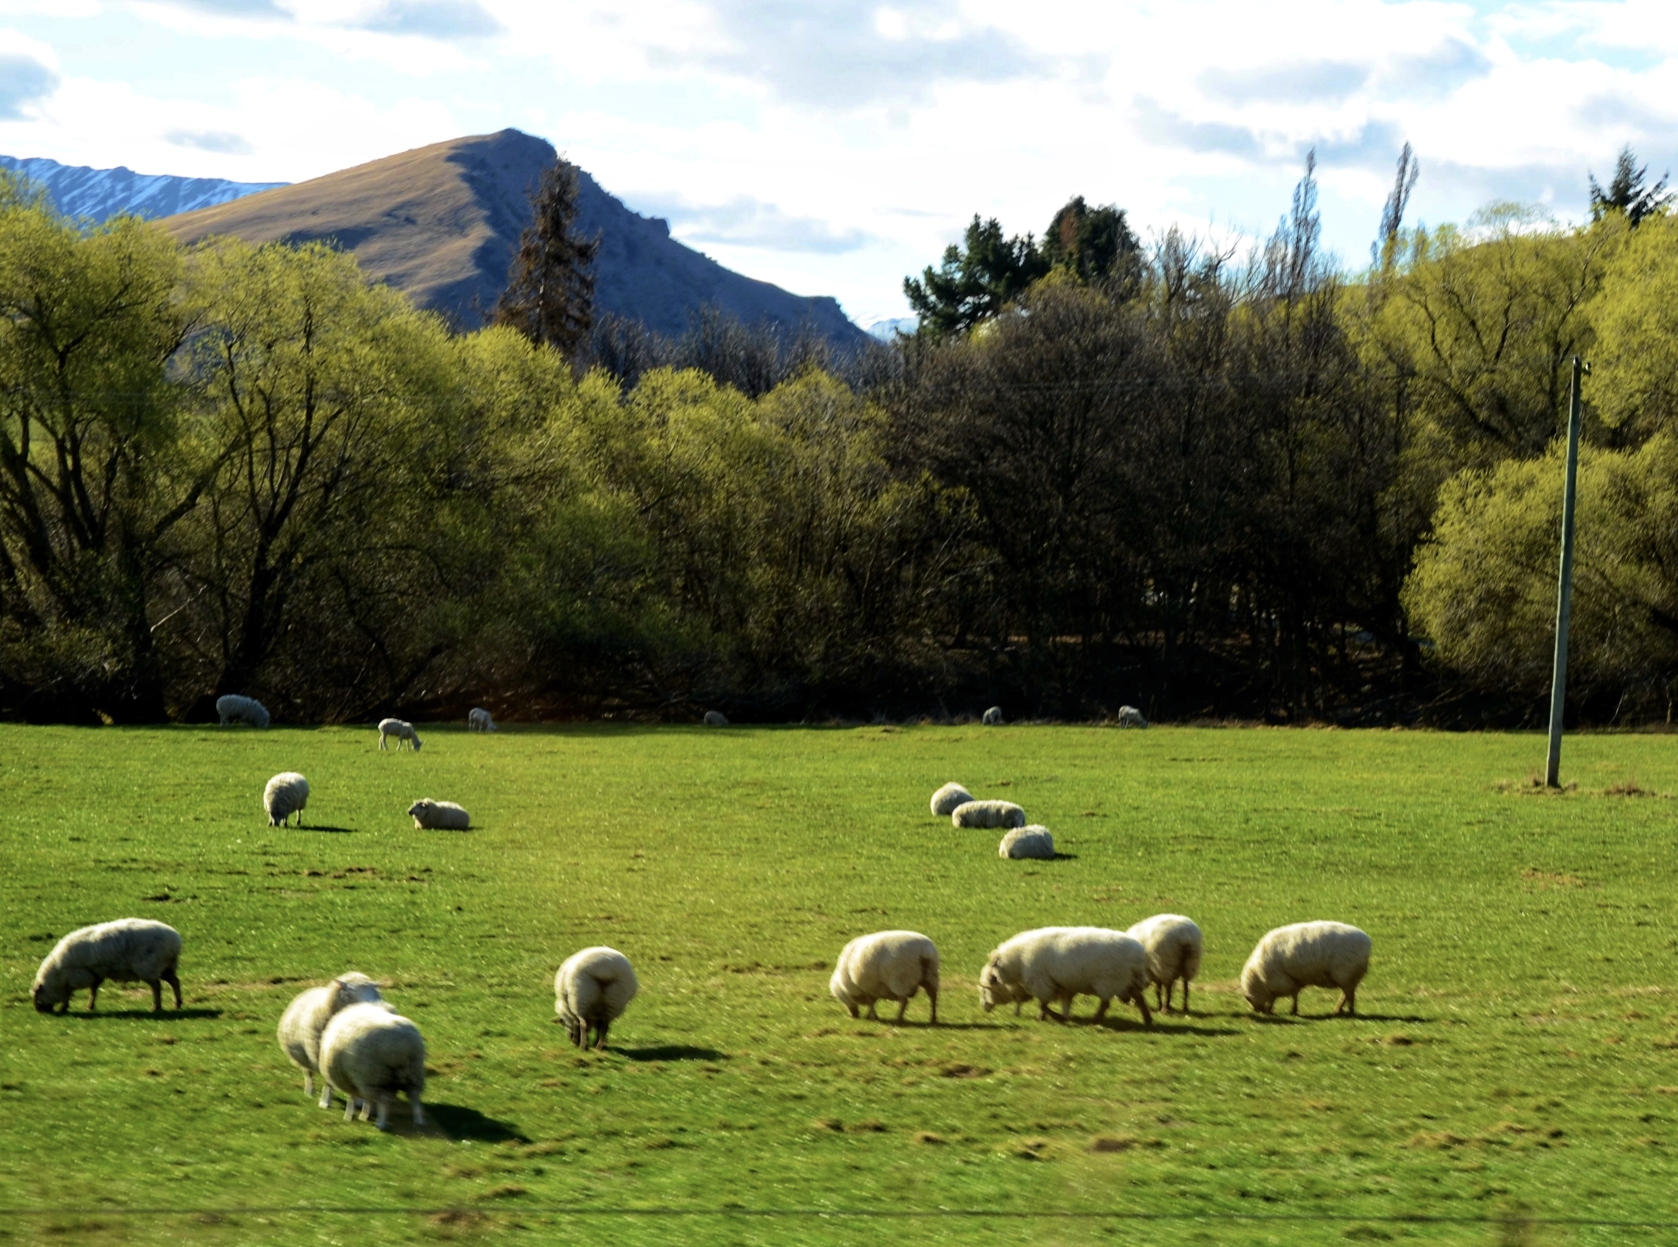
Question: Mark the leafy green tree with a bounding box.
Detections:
[1041,196,1140,288]
[1586,210,1678,438]
[904,215,1049,338]
[1589,145,1672,228]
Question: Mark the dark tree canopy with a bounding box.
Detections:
[1589,145,1673,228]
[903,215,1049,338]
[493,159,599,358]
[1041,195,1140,287]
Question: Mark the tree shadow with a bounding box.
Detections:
[617,1045,729,1062]
[62,1007,223,1021]
[421,1103,528,1143]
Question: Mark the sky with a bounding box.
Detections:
[1,0,1674,327]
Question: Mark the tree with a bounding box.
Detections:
[493,159,598,361]
[903,215,1049,338]
[1041,196,1140,288]
[1372,142,1419,271]
[1589,145,1673,228]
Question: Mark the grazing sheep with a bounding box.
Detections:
[703,710,729,726]
[951,799,1026,830]
[1241,921,1371,1016]
[998,825,1055,860]
[377,718,422,751]
[830,931,939,1024]
[1125,914,1203,1013]
[979,927,1152,1027]
[215,694,270,729]
[277,973,384,1100]
[467,707,497,732]
[929,782,973,817]
[554,946,638,1050]
[408,799,469,831]
[982,705,1004,725]
[32,918,182,1014]
[319,1002,425,1130]
[264,772,309,828]
[1116,706,1148,729]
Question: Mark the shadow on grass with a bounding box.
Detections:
[1246,1011,1429,1024]
[422,1103,529,1143]
[617,1045,729,1062]
[61,1007,223,1021]
[1089,1016,1240,1037]
[295,825,356,834]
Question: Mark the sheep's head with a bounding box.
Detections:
[977,958,1015,1013]
[32,979,65,1013]
[411,736,422,751]
[332,973,383,1010]
[408,801,430,819]
[1240,965,1272,1013]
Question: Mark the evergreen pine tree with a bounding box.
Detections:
[494,159,598,358]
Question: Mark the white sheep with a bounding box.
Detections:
[1241,921,1371,1016]
[951,799,1026,829]
[216,694,270,729]
[264,772,309,827]
[377,718,422,751]
[1116,706,1148,729]
[554,946,638,1049]
[277,973,384,1100]
[929,782,973,817]
[32,918,183,1014]
[982,705,1004,725]
[467,707,497,732]
[979,926,1152,1027]
[319,1001,426,1130]
[829,931,939,1024]
[408,799,469,831]
[998,825,1055,860]
[1125,914,1203,1013]
[703,710,729,726]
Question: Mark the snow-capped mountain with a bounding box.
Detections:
[861,315,917,341]
[0,154,286,224]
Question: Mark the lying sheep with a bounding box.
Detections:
[929,782,973,817]
[319,1002,425,1130]
[554,946,638,1049]
[467,707,497,732]
[952,799,1026,830]
[998,825,1055,860]
[216,694,270,729]
[982,705,1004,725]
[408,799,469,831]
[377,718,422,751]
[979,927,1152,1027]
[1116,705,1148,729]
[1125,913,1202,1013]
[264,772,309,827]
[277,973,384,1100]
[1241,921,1371,1016]
[703,710,728,726]
[830,931,939,1025]
[32,918,182,1014]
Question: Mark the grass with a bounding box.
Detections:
[2,722,1677,1246]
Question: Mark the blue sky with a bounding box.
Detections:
[2,0,1675,325]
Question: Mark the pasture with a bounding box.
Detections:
[2,722,1676,1246]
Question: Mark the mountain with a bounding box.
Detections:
[159,129,867,347]
[862,316,917,341]
[0,154,286,223]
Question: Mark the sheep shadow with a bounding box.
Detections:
[61,1007,223,1021]
[617,1045,729,1062]
[421,1103,528,1143]
[295,825,356,834]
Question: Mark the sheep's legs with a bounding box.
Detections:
[1181,978,1190,1015]
[1290,993,1301,1016]
[894,998,908,1024]
[319,1082,335,1110]
[164,969,182,1009]
[410,1095,425,1126]
[865,1002,880,1021]
[344,1097,357,1122]
[593,1020,610,1050]
[926,986,938,1025]
[87,977,103,1011]
[1132,991,1153,1028]
[374,1097,390,1131]
[149,979,163,1012]
[304,1072,315,1097]
[1337,986,1357,1016]
[1091,998,1110,1023]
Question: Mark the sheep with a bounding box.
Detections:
[467,707,497,732]
[215,694,270,729]
[982,705,1004,725]
[553,946,638,1050]
[1116,705,1148,729]
[1125,914,1203,1013]
[1240,921,1371,1017]
[377,718,422,751]
[929,782,973,817]
[264,772,309,828]
[408,798,469,831]
[829,931,939,1025]
[703,710,729,726]
[979,927,1152,1027]
[998,825,1055,860]
[318,1002,425,1130]
[32,918,182,1014]
[951,799,1026,830]
[277,972,384,1100]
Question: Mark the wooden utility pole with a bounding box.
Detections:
[1545,356,1587,788]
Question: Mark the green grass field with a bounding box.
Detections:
[2,723,1677,1246]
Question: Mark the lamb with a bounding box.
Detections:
[264,772,309,827]
[998,825,1055,860]
[703,710,729,726]
[979,926,1152,1027]
[1125,913,1202,1013]
[1240,921,1371,1016]
[951,799,1026,830]
[467,707,497,732]
[829,930,939,1025]
[215,694,270,729]
[929,782,973,817]
[553,946,638,1049]
[1116,705,1148,729]
[32,918,182,1014]
[277,972,385,1100]
[982,705,1004,725]
[318,1002,426,1130]
[408,799,469,831]
[377,718,422,751]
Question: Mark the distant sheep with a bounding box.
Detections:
[1116,706,1148,729]
[377,718,421,751]
[32,918,182,1014]
[264,772,309,828]
[319,1001,425,1130]
[929,782,973,817]
[554,946,639,1049]
[979,926,1152,1027]
[998,825,1055,860]
[703,710,729,726]
[951,799,1026,830]
[408,799,469,831]
[1241,921,1371,1016]
[830,930,939,1025]
[1125,914,1202,1013]
[216,694,269,729]
[277,972,385,1101]
[467,707,497,732]
[982,706,1004,725]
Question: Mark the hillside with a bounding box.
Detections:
[0,153,285,222]
[161,129,866,344]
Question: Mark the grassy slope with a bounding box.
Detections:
[1,723,1676,1247]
